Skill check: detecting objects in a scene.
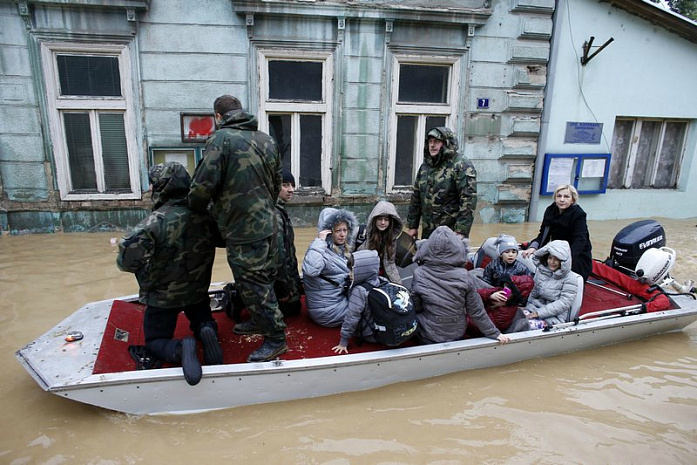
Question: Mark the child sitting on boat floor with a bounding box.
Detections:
[117,162,223,386]
[468,234,534,335]
[525,240,581,329]
[410,226,510,345]
[332,250,386,354]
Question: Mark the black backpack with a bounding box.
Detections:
[360,281,418,346]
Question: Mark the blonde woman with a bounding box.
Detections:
[521,184,592,281]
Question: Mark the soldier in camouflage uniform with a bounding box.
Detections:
[188,95,287,363]
[272,170,302,317]
[117,161,223,386]
[406,127,477,240]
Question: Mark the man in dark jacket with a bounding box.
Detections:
[273,170,302,317]
[117,162,223,386]
[189,95,287,363]
[406,127,477,239]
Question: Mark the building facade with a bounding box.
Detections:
[0,0,694,234]
[0,0,551,233]
[531,0,697,221]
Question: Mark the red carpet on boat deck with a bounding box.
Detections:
[93,297,394,374]
[93,269,674,375]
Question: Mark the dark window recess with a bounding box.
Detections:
[300,115,322,187]
[99,113,130,190]
[268,61,322,101]
[57,55,121,97]
[398,65,449,104]
[64,112,97,191]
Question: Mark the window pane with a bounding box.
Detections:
[57,55,121,97]
[426,116,447,134]
[609,120,633,188]
[63,112,97,191]
[99,113,130,190]
[300,115,322,187]
[395,116,417,186]
[269,114,292,172]
[630,121,660,188]
[654,122,685,188]
[268,61,322,101]
[398,65,449,104]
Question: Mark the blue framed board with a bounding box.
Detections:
[540,153,611,195]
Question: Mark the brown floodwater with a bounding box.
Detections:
[1,217,696,464]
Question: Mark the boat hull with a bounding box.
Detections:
[16,293,697,415]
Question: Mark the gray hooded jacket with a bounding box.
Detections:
[338,249,382,347]
[525,240,580,325]
[358,200,404,284]
[411,226,500,343]
[302,208,359,327]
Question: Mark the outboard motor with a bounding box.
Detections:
[635,247,675,285]
[606,220,666,276]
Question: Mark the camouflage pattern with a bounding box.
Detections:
[406,126,477,239]
[117,162,219,308]
[189,108,285,340]
[274,200,302,306]
[188,109,282,244]
[226,237,287,341]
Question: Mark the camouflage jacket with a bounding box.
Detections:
[188,110,282,244]
[275,200,302,292]
[406,127,477,239]
[117,162,218,308]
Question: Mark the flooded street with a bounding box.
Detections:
[1,217,696,464]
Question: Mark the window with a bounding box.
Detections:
[388,58,460,191]
[41,42,141,200]
[258,51,333,193]
[609,118,688,189]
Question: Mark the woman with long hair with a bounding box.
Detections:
[358,200,404,284]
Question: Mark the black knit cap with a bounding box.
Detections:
[282,170,296,187]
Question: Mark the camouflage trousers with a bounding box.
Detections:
[226,237,286,341]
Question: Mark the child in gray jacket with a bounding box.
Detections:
[525,240,580,328]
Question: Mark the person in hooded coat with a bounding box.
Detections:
[357,200,404,284]
[302,208,359,327]
[525,240,581,327]
[410,226,509,345]
[406,127,477,240]
[332,249,382,354]
[117,162,223,386]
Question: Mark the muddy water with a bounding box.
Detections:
[1,218,696,464]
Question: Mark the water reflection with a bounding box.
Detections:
[1,217,695,463]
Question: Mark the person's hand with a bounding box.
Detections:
[332,344,348,354]
[526,311,539,319]
[491,290,507,303]
[318,229,332,240]
[521,247,536,258]
[497,334,510,345]
[407,228,418,239]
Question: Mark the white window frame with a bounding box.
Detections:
[387,55,461,192]
[611,118,688,189]
[257,49,333,194]
[41,42,141,200]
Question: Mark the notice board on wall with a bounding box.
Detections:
[540,153,611,195]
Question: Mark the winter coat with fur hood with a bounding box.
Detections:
[411,226,500,343]
[525,240,580,326]
[302,208,359,327]
[357,200,404,284]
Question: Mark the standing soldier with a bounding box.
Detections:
[117,161,223,386]
[272,170,303,317]
[406,127,478,240]
[189,95,287,363]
